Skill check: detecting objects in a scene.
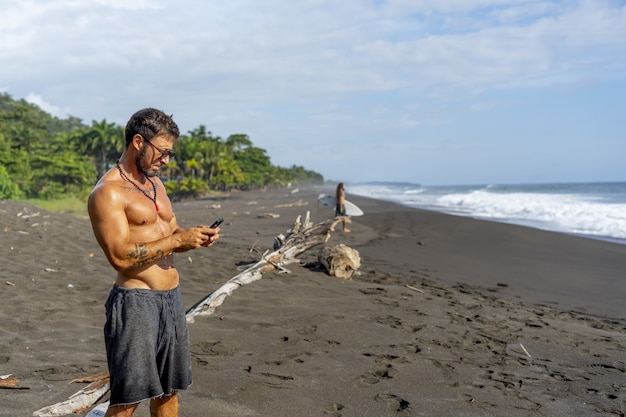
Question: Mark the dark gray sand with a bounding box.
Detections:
[1,189,624,416]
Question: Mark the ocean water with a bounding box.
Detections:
[347,182,626,244]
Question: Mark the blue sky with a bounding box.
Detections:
[1,0,625,185]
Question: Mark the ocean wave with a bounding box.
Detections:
[348,182,626,243]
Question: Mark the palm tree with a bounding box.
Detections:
[75,119,124,178]
[185,159,200,179]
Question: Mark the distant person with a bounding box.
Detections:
[88,108,221,417]
[332,182,351,232]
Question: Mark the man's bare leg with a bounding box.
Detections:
[104,403,139,417]
[150,392,179,417]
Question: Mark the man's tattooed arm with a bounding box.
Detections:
[126,243,167,268]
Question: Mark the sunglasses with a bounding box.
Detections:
[144,138,176,160]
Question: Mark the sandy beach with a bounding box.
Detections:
[1,188,624,417]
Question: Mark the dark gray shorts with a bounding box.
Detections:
[104,285,192,406]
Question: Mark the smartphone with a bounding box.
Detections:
[210,218,224,228]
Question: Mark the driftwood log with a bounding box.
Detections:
[186,212,337,322]
[0,375,30,389]
[33,213,344,417]
[32,377,110,417]
[318,244,361,279]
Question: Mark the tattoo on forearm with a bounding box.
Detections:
[127,243,165,267]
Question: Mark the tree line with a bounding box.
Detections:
[0,93,324,200]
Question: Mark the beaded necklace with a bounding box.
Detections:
[116,163,159,211]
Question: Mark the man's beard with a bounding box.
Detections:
[136,148,159,178]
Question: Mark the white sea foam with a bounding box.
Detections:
[348,182,626,243]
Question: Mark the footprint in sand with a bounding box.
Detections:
[190,340,238,357]
[375,315,403,329]
[254,372,296,389]
[359,287,387,295]
[356,366,394,387]
[363,352,411,365]
[373,297,400,307]
[296,325,318,335]
[374,393,411,413]
[322,402,344,416]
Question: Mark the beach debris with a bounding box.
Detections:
[257,213,280,218]
[248,239,262,257]
[211,204,221,209]
[519,343,532,358]
[261,249,293,274]
[32,373,110,417]
[18,211,40,219]
[70,372,110,384]
[5,281,15,286]
[405,284,425,294]
[44,268,59,273]
[186,211,337,322]
[0,374,30,389]
[275,199,308,208]
[318,244,361,280]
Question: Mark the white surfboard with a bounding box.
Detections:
[317,193,364,216]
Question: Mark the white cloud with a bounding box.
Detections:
[24,93,71,118]
[3,1,625,100]
[1,0,625,183]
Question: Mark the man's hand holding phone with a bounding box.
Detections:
[203,218,223,247]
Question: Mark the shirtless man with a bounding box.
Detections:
[88,108,220,417]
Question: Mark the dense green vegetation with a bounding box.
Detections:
[0,93,323,201]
